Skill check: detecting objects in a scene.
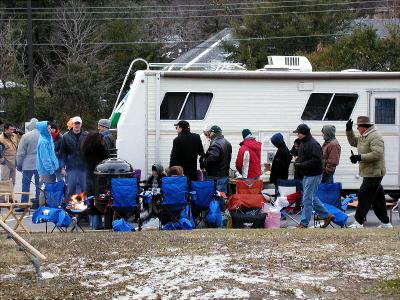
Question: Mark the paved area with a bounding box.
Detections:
[1,171,399,233]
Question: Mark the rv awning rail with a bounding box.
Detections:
[158,71,400,80]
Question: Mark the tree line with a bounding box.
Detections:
[0,0,399,129]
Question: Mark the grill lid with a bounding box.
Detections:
[94,158,133,174]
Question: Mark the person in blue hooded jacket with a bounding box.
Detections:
[36,121,59,183]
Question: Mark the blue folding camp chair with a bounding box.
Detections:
[111,177,141,231]
[159,176,193,229]
[190,180,223,228]
[314,183,348,228]
[32,180,72,232]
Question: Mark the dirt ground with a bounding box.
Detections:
[1,229,400,299]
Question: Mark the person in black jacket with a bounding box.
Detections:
[293,124,333,228]
[270,133,292,184]
[169,120,204,181]
[60,116,88,197]
[200,125,232,194]
[81,132,109,230]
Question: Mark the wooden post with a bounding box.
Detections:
[0,218,46,261]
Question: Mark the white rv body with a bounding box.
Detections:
[115,66,400,191]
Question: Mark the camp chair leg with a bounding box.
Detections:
[281,210,300,226]
[13,210,30,234]
[2,207,16,223]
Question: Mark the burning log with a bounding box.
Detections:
[67,192,88,211]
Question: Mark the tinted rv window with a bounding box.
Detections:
[301,93,332,120]
[180,92,213,120]
[324,94,358,121]
[160,92,187,119]
[375,98,396,124]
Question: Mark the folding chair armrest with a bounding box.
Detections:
[14,192,33,195]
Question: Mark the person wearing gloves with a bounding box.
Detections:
[321,125,341,184]
[346,116,392,228]
[235,129,262,179]
[269,132,292,184]
[36,121,59,184]
[293,124,333,228]
[16,118,40,207]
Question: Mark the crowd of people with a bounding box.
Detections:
[0,117,115,215]
[0,113,393,230]
[166,115,392,229]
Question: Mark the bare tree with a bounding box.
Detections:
[0,18,26,87]
[51,0,103,65]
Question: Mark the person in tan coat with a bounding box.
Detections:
[0,123,21,185]
[321,125,341,183]
[346,116,392,228]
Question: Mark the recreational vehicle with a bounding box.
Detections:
[112,57,400,191]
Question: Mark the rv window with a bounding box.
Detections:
[375,98,396,124]
[301,93,332,120]
[324,93,358,121]
[179,92,213,120]
[160,92,187,119]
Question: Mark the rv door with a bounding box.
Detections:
[370,91,400,188]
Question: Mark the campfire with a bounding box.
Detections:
[67,192,88,211]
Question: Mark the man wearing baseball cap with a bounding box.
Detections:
[60,116,88,196]
[98,118,115,154]
[169,120,204,181]
[293,123,333,228]
[200,125,232,194]
[346,116,392,228]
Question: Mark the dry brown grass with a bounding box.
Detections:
[1,229,400,299]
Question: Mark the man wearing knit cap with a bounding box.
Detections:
[293,123,333,228]
[236,129,261,178]
[321,125,341,183]
[98,118,115,154]
[60,116,88,196]
[200,125,232,193]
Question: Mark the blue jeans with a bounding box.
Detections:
[300,174,329,227]
[66,169,86,197]
[205,176,229,194]
[321,173,334,184]
[22,170,40,203]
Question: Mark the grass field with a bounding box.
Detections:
[1,229,400,299]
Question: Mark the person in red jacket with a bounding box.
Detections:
[235,129,262,179]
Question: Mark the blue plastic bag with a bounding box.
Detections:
[112,219,134,232]
[180,204,195,229]
[205,200,222,228]
[162,218,194,230]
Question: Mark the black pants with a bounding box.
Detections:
[356,177,389,224]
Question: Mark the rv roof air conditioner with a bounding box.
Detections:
[262,56,313,72]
